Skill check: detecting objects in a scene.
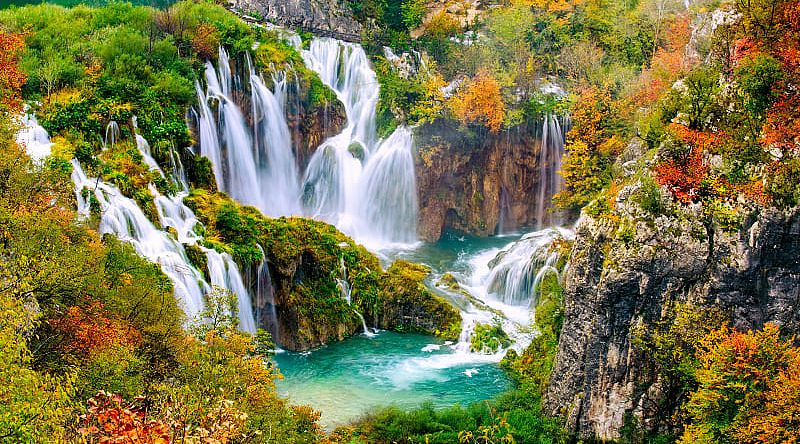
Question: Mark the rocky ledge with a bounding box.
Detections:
[228,0,363,41]
[543,178,800,439]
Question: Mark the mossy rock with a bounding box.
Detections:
[376,260,461,341]
[470,322,511,354]
[437,272,460,290]
[184,188,462,349]
[184,243,209,282]
[348,142,366,161]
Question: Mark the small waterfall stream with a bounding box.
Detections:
[336,256,375,337]
[484,227,572,306]
[535,115,567,229]
[16,114,52,162]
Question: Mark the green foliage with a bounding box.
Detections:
[635,173,669,215]
[401,0,426,29]
[735,53,784,117]
[501,271,565,390]
[190,286,240,338]
[343,394,567,443]
[0,290,74,442]
[470,320,512,353]
[375,56,425,134]
[630,302,728,436]
[766,157,800,208]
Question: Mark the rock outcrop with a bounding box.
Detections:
[228,0,363,41]
[543,185,800,439]
[414,119,566,241]
[370,260,461,339]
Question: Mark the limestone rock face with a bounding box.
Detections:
[543,200,800,439]
[414,120,565,241]
[229,0,363,41]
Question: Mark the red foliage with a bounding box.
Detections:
[79,391,170,444]
[0,30,27,112]
[760,1,800,154]
[655,125,721,204]
[51,301,142,360]
[630,14,696,107]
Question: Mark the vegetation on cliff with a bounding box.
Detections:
[185,189,461,347]
[0,40,323,440]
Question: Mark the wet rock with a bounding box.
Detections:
[414,119,571,241]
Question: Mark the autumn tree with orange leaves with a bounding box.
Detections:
[680,323,800,444]
[449,70,506,133]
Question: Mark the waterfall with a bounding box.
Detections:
[484,227,573,306]
[353,127,418,245]
[249,65,302,216]
[11,111,261,331]
[336,255,375,337]
[301,38,378,148]
[196,47,301,217]
[535,115,566,230]
[201,49,263,210]
[15,114,52,162]
[132,116,164,175]
[71,160,207,319]
[204,247,257,333]
[300,38,419,248]
[103,120,120,150]
[255,254,281,345]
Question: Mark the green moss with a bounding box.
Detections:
[470,320,511,353]
[437,272,460,290]
[184,243,209,282]
[501,266,564,391]
[378,260,462,340]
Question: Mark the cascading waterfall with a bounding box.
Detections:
[204,247,257,333]
[196,47,300,217]
[12,111,262,332]
[300,38,418,247]
[151,185,258,334]
[16,114,52,162]
[352,127,418,245]
[484,227,573,306]
[72,160,207,319]
[535,115,567,229]
[195,38,419,248]
[249,62,302,216]
[200,49,263,210]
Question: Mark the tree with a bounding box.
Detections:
[554,87,625,209]
[681,323,800,444]
[449,69,507,133]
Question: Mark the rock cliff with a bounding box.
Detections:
[414,119,566,241]
[228,0,363,41]
[543,180,800,439]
